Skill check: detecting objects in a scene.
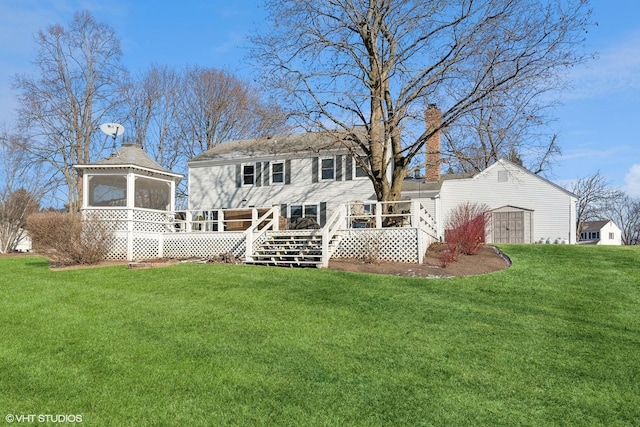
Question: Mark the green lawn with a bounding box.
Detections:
[0,245,639,426]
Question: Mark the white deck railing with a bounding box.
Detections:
[345,200,428,229]
[85,201,439,263]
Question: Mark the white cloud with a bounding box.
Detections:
[624,164,640,198]
[565,31,640,100]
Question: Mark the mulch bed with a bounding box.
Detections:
[329,244,511,278]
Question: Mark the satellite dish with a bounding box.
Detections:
[99,123,124,139]
[99,123,124,149]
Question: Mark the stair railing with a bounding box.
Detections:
[244,206,280,262]
[321,204,347,267]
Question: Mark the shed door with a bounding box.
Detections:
[493,211,524,244]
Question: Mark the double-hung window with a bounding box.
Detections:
[271,162,284,184]
[321,158,335,180]
[242,164,255,186]
[354,155,368,178]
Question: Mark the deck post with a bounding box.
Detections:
[375,202,382,228]
[411,201,422,263]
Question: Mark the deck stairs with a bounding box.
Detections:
[246,230,342,267]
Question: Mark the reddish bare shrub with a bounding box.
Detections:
[438,244,459,268]
[26,212,112,266]
[440,202,490,266]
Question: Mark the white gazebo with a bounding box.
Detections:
[74,143,183,260]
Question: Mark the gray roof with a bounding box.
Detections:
[581,220,611,232]
[75,144,182,180]
[93,144,168,171]
[401,173,476,193]
[190,129,364,162]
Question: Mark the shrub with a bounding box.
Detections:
[440,202,489,266]
[438,244,459,268]
[26,212,112,266]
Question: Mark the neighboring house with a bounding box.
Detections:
[14,230,32,252]
[0,226,32,253]
[188,132,578,244]
[578,220,622,245]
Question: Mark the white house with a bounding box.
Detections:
[77,127,578,265]
[579,220,622,245]
[14,231,32,252]
[188,132,578,244]
[188,130,378,228]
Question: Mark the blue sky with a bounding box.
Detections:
[1,0,639,197]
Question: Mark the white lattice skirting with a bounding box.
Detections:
[333,228,422,263]
[92,207,438,264]
[163,233,245,259]
[104,229,431,263]
[104,231,246,261]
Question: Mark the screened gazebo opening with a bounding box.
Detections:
[88,175,127,207]
[135,176,171,211]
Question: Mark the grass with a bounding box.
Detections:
[0,245,639,426]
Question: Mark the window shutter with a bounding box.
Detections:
[320,202,327,226]
[280,204,288,219]
[285,159,291,185]
[255,162,262,187]
[346,156,353,180]
[235,164,241,188]
[263,162,270,186]
[312,158,319,183]
[336,155,343,181]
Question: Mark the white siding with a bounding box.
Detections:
[188,156,376,216]
[597,221,623,245]
[439,160,577,244]
[14,231,32,252]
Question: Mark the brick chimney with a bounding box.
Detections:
[425,104,441,182]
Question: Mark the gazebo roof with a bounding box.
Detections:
[74,144,182,182]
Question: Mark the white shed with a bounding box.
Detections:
[403,159,578,243]
[430,159,577,244]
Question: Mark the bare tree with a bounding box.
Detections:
[122,65,289,204]
[252,0,591,205]
[443,81,561,174]
[571,171,624,235]
[177,65,288,158]
[12,10,127,212]
[605,194,640,245]
[122,64,183,169]
[0,133,44,253]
